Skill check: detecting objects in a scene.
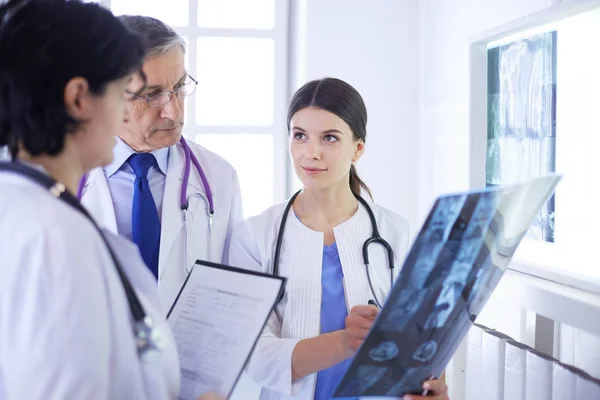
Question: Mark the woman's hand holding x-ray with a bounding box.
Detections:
[343,304,379,357]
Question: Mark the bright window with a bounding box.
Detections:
[110,0,190,27]
[99,0,288,218]
[198,0,275,30]
[195,134,274,218]
[196,37,275,126]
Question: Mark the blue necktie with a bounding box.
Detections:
[130,153,161,279]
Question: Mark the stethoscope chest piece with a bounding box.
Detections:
[134,316,166,362]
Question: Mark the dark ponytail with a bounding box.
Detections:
[349,163,372,200]
[287,77,373,199]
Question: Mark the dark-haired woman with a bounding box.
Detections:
[228,78,449,400]
[0,1,221,399]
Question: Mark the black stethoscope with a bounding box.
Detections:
[272,189,395,308]
[0,161,162,362]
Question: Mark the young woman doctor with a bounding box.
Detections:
[228,78,449,400]
[0,1,221,399]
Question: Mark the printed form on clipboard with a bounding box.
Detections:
[166,260,286,400]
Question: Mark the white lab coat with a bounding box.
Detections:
[0,170,180,399]
[228,200,410,400]
[80,139,244,314]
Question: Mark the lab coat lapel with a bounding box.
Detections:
[80,167,118,234]
[335,205,375,309]
[158,141,210,277]
[288,216,323,340]
[158,143,185,277]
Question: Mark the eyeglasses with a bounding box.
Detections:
[129,76,198,108]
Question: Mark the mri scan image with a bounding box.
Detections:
[369,341,399,362]
[424,281,464,330]
[384,367,430,397]
[413,340,438,362]
[381,288,426,333]
[356,365,388,393]
[332,176,562,398]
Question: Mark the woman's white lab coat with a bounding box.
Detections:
[228,199,410,400]
[0,171,180,399]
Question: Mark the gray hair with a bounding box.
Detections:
[118,15,186,57]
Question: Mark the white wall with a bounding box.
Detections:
[292,0,420,229]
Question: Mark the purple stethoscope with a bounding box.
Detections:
[77,136,216,270]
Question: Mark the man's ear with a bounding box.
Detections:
[64,77,92,121]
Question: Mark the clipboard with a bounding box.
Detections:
[167,259,286,399]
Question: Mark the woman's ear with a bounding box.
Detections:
[353,138,365,163]
[64,77,92,121]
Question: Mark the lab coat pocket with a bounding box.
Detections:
[185,194,213,262]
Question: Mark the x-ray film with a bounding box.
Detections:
[333,175,561,398]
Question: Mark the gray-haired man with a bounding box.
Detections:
[80,16,260,400]
[80,15,244,313]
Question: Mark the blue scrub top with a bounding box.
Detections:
[314,242,358,400]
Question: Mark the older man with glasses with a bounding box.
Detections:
[80,15,244,315]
